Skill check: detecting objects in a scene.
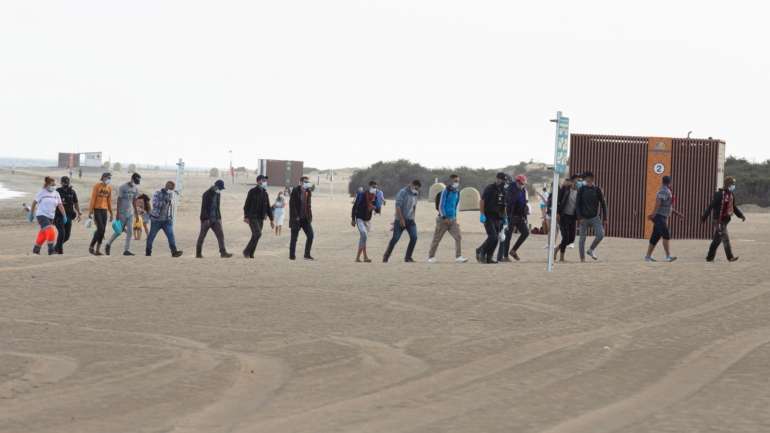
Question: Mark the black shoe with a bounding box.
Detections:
[475,248,482,263]
[243,252,254,259]
[221,252,233,258]
[89,246,95,255]
[404,257,415,263]
[304,255,315,261]
[32,245,41,255]
[123,251,135,256]
[172,251,183,258]
[728,256,739,262]
[382,255,389,263]
[146,251,152,256]
[499,257,512,263]
[196,254,203,259]
[105,244,111,256]
[289,255,296,261]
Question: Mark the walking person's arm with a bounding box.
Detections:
[734,202,746,222]
[107,187,113,221]
[73,191,82,221]
[599,188,608,223]
[243,189,252,224]
[88,184,97,217]
[701,192,719,223]
[266,192,275,228]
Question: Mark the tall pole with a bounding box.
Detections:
[547,111,567,272]
[229,150,234,184]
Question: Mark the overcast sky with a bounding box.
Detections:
[2,0,768,169]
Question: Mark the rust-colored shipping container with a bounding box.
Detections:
[57,152,80,169]
[257,159,304,187]
[569,134,725,240]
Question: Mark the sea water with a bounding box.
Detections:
[0,183,25,200]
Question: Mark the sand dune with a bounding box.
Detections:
[1,168,769,432]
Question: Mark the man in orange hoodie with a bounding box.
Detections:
[88,172,113,255]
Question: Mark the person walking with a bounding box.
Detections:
[88,172,113,256]
[476,172,507,264]
[105,173,141,256]
[575,171,608,262]
[555,175,579,262]
[702,176,745,262]
[289,176,316,260]
[645,175,683,262]
[352,180,380,263]
[28,177,67,255]
[54,176,81,254]
[383,180,421,263]
[145,181,183,257]
[427,175,468,263]
[243,175,275,258]
[498,174,530,262]
[133,193,150,241]
[272,191,287,236]
[196,180,233,258]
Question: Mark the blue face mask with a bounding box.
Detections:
[576,180,585,188]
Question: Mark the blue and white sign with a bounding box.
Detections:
[554,114,570,175]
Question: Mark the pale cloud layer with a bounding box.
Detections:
[2,0,768,169]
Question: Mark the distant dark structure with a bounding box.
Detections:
[257,159,304,187]
[570,134,725,240]
[58,152,80,169]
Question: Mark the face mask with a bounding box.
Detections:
[46,186,56,192]
[728,185,736,192]
[104,179,111,185]
[369,188,377,194]
[452,182,460,189]
[215,190,222,194]
[303,182,312,189]
[576,181,584,188]
[411,187,419,195]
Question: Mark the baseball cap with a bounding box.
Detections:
[214,179,226,190]
[515,174,528,184]
[496,172,507,181]
[256,174,268,182]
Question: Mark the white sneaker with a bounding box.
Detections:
[644,256,656,262]
[427,257,437,264]
[587,250,598,260]
[567,243,575,249]
[664,256,677,262]
[455,256,468,263]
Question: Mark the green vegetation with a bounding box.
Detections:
[725,156,770,207]
[348,159,552,199]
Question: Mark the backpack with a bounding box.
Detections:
[435,190,442,211]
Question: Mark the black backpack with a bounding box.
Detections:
[435,190,443,211]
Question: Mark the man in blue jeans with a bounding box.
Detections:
[645,175,682,262]
[146,181,183,257]
[383,180,422,263]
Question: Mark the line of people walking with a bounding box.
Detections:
[25,171,747,264]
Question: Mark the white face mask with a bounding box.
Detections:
[215,190,222,194]
[728,184,736,192]
[46,185,56,192]
[104,179,111,185]
[452,182,460,189]
[369,188,377,194]
[410,187,419,195]
[260,181,268,188]
[303,182,312,189]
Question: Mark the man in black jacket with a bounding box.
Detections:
[702,176,745,262]
[476,172,507,264]
[242,175,275,258]
[498,174,529,262]
[54,176,81,254]
[289,176,315,260]
[575,171,608,262]
[195,179,233,258]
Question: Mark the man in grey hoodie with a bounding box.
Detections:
[383,180,421,263]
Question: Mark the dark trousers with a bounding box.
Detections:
[479,218,502,262]
[558,214,577,253]
[90,209,108,248]
[707,221,734,260]
[146,220,178,255]
[383,219,417,261]
[54,215,72,254]
[649,214,671,246]
[243,218,264,257]
[196,219,227,256]
[289,219,314,259]
[499,217,529,260]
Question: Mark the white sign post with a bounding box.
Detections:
[547,111,569,272]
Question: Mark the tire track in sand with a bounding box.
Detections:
[538,328,770,433]
[0,351,78,399]
[237,281,770,433]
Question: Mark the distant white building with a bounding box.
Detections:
[81,152,103,168]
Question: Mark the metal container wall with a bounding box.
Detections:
[569,134,648,238]
[259,159,304,187]
[569,134,724,240]
[669,138,722,239]
[57,152,80,169]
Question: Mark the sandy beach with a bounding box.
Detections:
[1,167,769,433]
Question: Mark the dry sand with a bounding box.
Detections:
[1,167,769,433]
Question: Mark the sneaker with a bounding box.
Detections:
[587,250,598,260]
[382,256,388,263]
[172,251,183,258]
[664,256,677,262]
[728,256,739,262]
[105,244,111,256]
[644,256,656,262]
[499,257,512,263]
[455,256,468,263]
[32,245,41,255]
[567,244,575,249]
[289,255,296,261]
[304,255,315,261]
[706,257,714,262]
[89,246,96,255]
[196,254,204,259]
[427,257,437,264]
[510,251,520,261]
[404,257,415,263]
[221,252,233,258]
[475,248,483,263]
[123,251,135,256]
